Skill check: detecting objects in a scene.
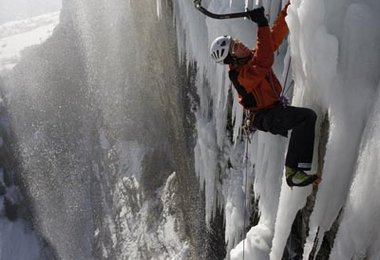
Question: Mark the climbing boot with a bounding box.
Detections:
[285,167,319,187]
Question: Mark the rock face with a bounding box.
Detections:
[1,1,208,259]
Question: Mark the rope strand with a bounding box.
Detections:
[242,109,254,260]
[242,132,250,260]
[282,57,292,93]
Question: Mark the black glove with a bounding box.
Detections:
[229,70,239,81]
[247,7,268,27]
[242,93,256,108]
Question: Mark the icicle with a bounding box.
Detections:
[156,0,162,19]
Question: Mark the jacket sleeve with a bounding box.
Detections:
[238,26,274,92]
[254,26,274,68]
[271,4,290,51]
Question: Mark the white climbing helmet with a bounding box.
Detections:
[210,35,232,64]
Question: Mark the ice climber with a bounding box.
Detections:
[209,4,320,187]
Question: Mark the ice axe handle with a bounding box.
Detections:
[194,1,252,19]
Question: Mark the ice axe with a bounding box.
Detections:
[193,0,262,19]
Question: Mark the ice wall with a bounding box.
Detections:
[174,0,380,259]
[174,0,289,256]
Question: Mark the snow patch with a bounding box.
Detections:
[0,12,59,74]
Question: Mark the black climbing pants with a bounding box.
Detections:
[253,103,317,171]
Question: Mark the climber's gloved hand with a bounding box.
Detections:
[242,93,256,108]
[228,70,238,81]
[247,7,268,27]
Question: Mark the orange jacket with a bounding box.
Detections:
[229,7,289,112]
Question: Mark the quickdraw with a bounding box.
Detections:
[242,110,256,142]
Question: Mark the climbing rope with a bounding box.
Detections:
[241,108,257,260]
[267,53,293,109]
[282,56,292,94]
[281,56,293,100]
